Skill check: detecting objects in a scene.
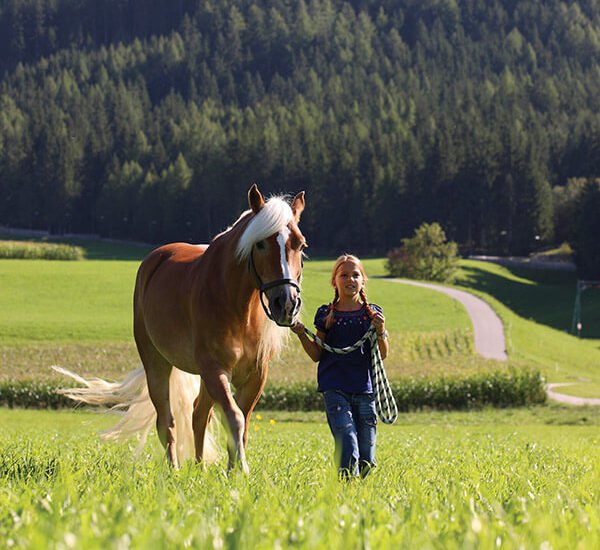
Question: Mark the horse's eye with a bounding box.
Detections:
[256,241,265,250]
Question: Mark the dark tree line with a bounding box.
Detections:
[2,0,600,257]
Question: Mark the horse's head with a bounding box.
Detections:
[238,184,306,327]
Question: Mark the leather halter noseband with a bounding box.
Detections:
[248,247,301,327]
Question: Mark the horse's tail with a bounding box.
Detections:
[52,366,219,465]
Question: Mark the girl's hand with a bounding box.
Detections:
[372,311,386,334]
[290,322,306,335]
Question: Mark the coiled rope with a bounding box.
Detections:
[303,325,398,424]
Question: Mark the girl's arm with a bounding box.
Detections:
[371,310,389,360]
[291,322,324,362]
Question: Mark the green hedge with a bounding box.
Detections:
[1,369,546,411]
[259,368,546,411]
[0,240,84,260]
[0,380,76,409]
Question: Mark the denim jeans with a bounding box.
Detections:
[322,390,377,478]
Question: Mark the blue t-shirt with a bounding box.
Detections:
[314,303,383,393]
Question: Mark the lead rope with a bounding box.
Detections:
[303,325,398,424]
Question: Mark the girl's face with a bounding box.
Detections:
[334,261,364,299]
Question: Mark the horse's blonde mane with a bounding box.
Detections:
[258,319,289,370]
[235,196,294,261]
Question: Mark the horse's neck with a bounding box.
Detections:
[202,231,287,362]
[208,225,262,323]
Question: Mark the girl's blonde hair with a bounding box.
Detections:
[325,254,375,329]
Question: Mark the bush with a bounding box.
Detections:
[259,368,545,411]
[386,222,459,282]
[0,380,76,408]
[1,369,546,411]
[0,240,84,260]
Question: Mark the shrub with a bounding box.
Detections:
[0,240,84,260]
[258,368,545,411]
[386,222,459,282]
[1,369,546,411]
[0,380,76,408]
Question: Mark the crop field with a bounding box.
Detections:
[1,407,599,549]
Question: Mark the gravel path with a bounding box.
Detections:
[386,279,508,361]
[546,383,600,406]
[387,279,600,406]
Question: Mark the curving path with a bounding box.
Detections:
[546,383,600,406]
[387,279,600,405]
[386,279,508,361]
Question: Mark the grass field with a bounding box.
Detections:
[1,406,599,549]
[2,238,599,547]
[0,248,481,384]
[1,238,600,395]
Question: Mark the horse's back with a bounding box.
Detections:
[146,242,209,266]
[136,243,208,291]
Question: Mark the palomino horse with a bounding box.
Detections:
[57,185,306,472]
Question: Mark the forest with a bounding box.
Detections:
[1,0,600,261]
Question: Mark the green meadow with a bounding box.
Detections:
[1,406,599,548]
[1,240,600,548]
[0,246,476,384]
[454,260,600,398]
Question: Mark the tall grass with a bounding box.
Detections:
[0,408,599,549]
[0,240,84,260]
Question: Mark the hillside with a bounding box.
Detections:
[2,0,600,255]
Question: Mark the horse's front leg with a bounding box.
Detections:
[200,368,249,473]
[235,365,268,448]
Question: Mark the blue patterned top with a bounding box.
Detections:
[313,303,383,393]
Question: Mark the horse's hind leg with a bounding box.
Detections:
[145,362,178,468]
[192,382,215,464]
[135,329,178,467]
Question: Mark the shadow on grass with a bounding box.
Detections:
[0,231,154,261]
[67,238,153,261]
[457,263,600,339]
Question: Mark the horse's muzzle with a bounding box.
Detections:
[266,285,301,327]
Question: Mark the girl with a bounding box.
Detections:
[291,254,388,478]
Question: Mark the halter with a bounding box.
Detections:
[303,325,398,424]
[248,248,301,327]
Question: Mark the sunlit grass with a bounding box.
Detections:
[0,260,138,344]
[1,408,599,549]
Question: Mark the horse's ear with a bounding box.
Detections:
[248,183,265,214]
[291,191,305,223]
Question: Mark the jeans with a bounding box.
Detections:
[322,390,377,478]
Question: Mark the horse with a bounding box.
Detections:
[56,184,306,472]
